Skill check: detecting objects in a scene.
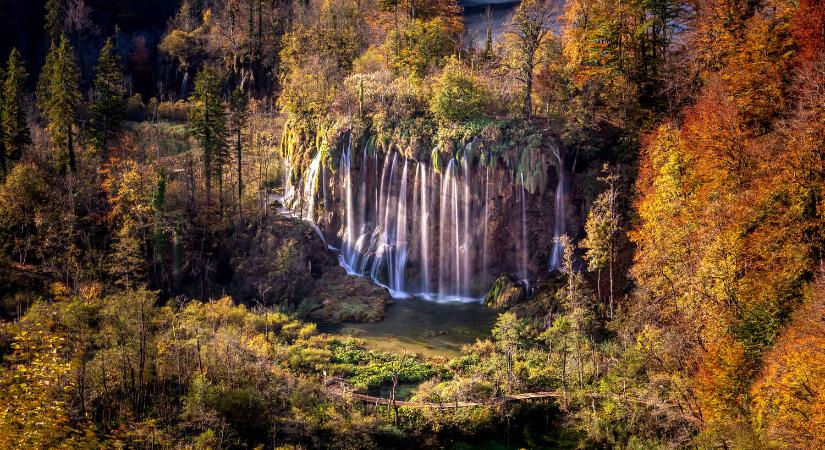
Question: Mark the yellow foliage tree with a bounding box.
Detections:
[751,278,825,449]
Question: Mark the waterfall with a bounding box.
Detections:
[280,151,325,243]
[419,164,431,294]
[358,146,368,271]
[180,71,189,99]
[438,160,451,297]
[452,161,461,297]
[462,156,471,296]
[341,138,357,272]
[520,174,529,284]
[369,153,398,282]
[321,161,327,218]
[549,148,566,271]
[390,160,409,294]
[286,136,547,302]
[302,152,322,222]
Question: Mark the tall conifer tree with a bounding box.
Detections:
[2,49,31,173]
[228,86,248,218]
[189,66,228,208]
[44,0,65,43]
[38,35,80,174]
[89,38,126,155]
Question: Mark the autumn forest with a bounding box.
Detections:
[0,0,822,448]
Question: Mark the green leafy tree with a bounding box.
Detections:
[552,235,597,391]
[189,66,228,208]
[492,312,529,394]
[2,48,31,175]
[88,38,126,155]
[38,35,81,173]
[429,58,483,124]
[582,163,620,317]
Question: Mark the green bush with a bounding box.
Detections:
[157,100,192,122]
[430,59,484,125]
[331,341,436,389]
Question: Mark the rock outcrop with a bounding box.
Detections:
[297,266,390,323]
[224,214,388,323]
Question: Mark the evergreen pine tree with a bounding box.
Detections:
[2,48,31,173]
[228,86,248,218]
[189,66,228,209]
[38,35,81,174]
[44,0,65,43]
[36,42,56,106]
[88,38,126,155]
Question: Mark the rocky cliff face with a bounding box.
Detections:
[281,123,576,300]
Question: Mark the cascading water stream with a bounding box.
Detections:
[341,138,356,271]
[549,148,566,271]
[452,161,461,297]
[180,71,189,98]
[420,164,431,295]
[438,160,451,297]
[462,156,471,296]
[389,160,409,294]
[281,151,325,243]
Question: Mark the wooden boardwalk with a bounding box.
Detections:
[342,390,562,409]
[326,376,666,410]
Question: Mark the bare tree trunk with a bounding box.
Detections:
[609,245,614,318]
[507,348,513,394]
[524,65,533,119]
[237,128,243,221]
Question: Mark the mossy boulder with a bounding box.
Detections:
[484,275,526,310]
[297,266,390,323]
